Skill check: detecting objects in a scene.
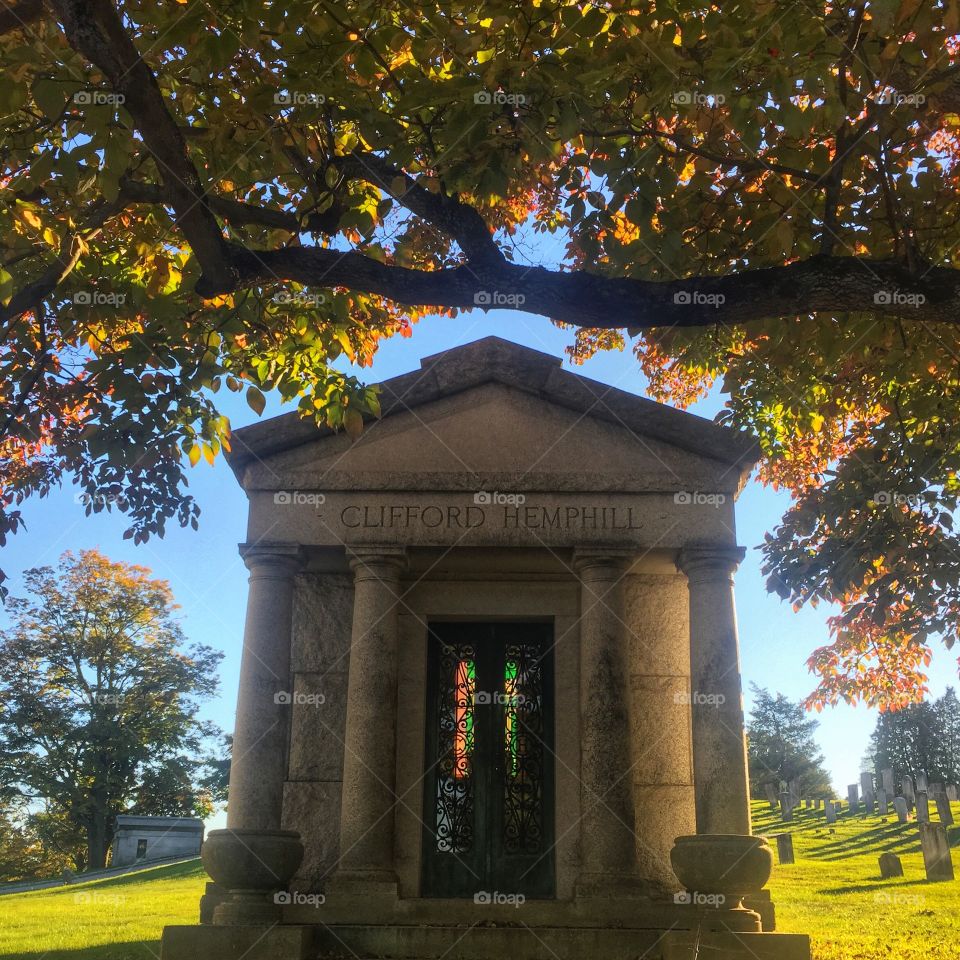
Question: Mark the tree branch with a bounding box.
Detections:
[50,0,236,294]
[229,245,960,329]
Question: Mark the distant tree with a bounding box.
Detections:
[747,684,833,799]
[870,687,960,787]
[0,549,223,871]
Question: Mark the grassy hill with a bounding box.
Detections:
[1,801,958,959]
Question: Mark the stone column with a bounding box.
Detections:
[333,546,406,890]
[573,549,640,894]
[677,546,751,836]
[227,543,302,830]
[205,543,304,927]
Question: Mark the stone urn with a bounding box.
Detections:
[202,828,304,925]
[670,834,772,912]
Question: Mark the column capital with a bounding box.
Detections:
[346,545,407,580]
[238,541,303,577]
[676,544,746,582]
[572,547,634,579]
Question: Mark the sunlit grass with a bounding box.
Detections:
[755,798,960,960]
[2,808,959,959]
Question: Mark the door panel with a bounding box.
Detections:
[422,622,555,899]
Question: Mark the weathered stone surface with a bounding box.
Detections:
[847,784,859,813]
[877,789,889,815]
[917,791,930,823]
[919,822,955,881]
[824,801,836,824]
[779,793,793,822]
[948,785,958,802]
[893,796,909,823]
[935,793,954,826]
[881,768,895,795]
[287,671,347,782]
[291,572,354,672]
[878,853,904,878]
[282,781,341,889]
[902,777,916,809]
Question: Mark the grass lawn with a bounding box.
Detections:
[755,798,960,959]
[1,804,959,959]
[0,859,205,960]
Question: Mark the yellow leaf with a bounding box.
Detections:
[188,443,201,467]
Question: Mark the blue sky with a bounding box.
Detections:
[3,307,958,820]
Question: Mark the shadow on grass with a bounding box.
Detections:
[0,943,160,960]
[819,878,930,895]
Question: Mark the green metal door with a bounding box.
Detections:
[421,622,555,899]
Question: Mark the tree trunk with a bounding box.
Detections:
[84,782,110,871]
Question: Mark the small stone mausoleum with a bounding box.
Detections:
[111,815,204,868]
[162,338,809,960]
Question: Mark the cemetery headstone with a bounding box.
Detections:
[847,783,859,813]
[877,789,889,815]
[902,776,916,811]
[917,791,930,823]
[881,768,895,795]
[919,822,955,881]
[824,800,837,824]
[789,778,801,810]
[779,792,792,822]
[775,833,795,865]
[947,785,958,802]
[878,852,904,878]
[764,783,779,808]
[860,771,875,805]
[893,796,909,823]
[935,793,954,826]
[917,772,929,793]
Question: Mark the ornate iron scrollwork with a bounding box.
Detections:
[435,642,476,854]
[502,641,545,854]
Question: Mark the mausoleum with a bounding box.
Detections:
[162,337,809,960]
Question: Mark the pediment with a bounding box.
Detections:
[237,379,751,496]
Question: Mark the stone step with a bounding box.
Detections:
[162,923,811,960]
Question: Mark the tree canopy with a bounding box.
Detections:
[746,684,835,799]
[867,686,960,785]
[3,1,960,707]
[0,549,222,870]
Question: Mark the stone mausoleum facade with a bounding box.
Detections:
[162,338,810,960]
